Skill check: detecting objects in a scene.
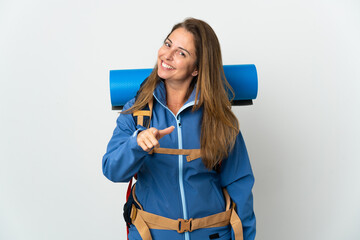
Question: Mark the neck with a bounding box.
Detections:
[165,79,192,115]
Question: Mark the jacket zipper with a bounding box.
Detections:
[176,114,189,240]
[153,94,194,240]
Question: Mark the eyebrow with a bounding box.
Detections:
[166,38,192,56]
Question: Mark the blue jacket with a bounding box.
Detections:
[102,81,256,240]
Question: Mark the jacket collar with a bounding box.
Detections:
[153,80,198,110]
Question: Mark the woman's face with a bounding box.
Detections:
[157,27,198,84]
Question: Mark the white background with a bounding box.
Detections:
[1,0,359,239]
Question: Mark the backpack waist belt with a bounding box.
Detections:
[130,185,244,240]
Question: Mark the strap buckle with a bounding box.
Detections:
[177,218,193,233]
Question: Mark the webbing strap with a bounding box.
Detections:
[133,110,152,116]
[149,148,201,162]
[134,208,232,231]
[230,204,243,240]
[131,184,143,210]
[132,208,152,240]
[130,185,243,240]
[223,188,231,210]
[133,111,150,127]
[133,97,153,128]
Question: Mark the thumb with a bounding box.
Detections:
[157,126,175,140]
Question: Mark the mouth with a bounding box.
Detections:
[161,61,175,70]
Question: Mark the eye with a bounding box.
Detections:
[178,51,186,57]
[164,41,171,47]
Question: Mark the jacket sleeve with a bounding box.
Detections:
[102,99,148,182]
[220,131,256,240]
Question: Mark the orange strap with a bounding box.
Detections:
[130,185,243,240]
[133,111,151,127]
[133,110,152,117]
[230,205,243,240]
[133,97,153,128]
[148,148,201,162]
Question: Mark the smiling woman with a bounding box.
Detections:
[157,28,198,90]
[102,18,256,240]
[157,28,199,115]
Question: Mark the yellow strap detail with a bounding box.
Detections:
[133,110,152,117]
[133,110,149,127]
[137,115,144,126]
[230,203,244,240]
[132,209,152,240]
[133,98,153,128]
[132,185,143,210]
[223,188,231,210]
[190,209,232,230]
[148,148,201,162]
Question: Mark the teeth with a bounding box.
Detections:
[162,62,174,69]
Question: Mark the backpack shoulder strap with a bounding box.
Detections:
[133,97,153,128]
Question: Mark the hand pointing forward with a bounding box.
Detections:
[137,126,175,152]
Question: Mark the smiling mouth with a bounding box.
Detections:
[161,61,175,70]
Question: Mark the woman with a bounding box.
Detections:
[102,18,256,240]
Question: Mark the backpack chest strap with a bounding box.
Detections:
[148,148,201,162]
[133,99,201,161]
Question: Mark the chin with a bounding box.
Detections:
[157,69,166,80]
[157,68,172,80]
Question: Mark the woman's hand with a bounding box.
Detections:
[137,126,175,152]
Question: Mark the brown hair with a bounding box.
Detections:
[124,18,239,169]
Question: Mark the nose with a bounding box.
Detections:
[164,48,175,60]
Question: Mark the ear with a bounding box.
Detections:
[191,69,198,77]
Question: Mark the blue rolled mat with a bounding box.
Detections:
[110,64,258,109]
